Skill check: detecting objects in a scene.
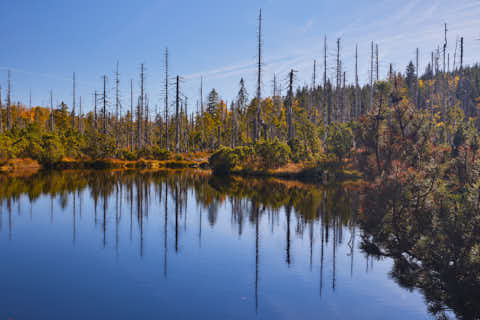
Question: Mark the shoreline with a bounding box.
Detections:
[0,157,361,185]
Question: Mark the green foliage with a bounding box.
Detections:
[209,146,240,175]
[326,123,354,163]
[254,139,291,169]
[83,132,116,159]
[152,146,171,160]
[288,138,311,162]
[118,148,137,161]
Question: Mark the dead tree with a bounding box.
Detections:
[79,96,82,133]
[130,79,134,151]
[72,72,76,129]
[200,77,204,149]
[442,24,447,119]
[164,48,169,150]
[144,93,150,146]
[115,61,120,146]
[323,36,328,140]
[138,64,145,147]
[103,75,107,135]
[254,8,263,141]
[50,90,54,131]
[7,70,11,130]
[0,86,3,131]
[369,41,374,112]
[311,59,316,123]
[335,38,341,122]
[354,44,359,119]
[94,90,98,130]
[416,48,419,109]
[175,75,180,152]
[287,69,295,141]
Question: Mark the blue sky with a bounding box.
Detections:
[0,0,479,114]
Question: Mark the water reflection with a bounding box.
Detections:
[0,170,438,319]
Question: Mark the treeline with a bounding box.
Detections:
[1,42,480,165]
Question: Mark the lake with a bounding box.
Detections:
[0,170,438,319]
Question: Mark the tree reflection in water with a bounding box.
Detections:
[0,170,477,319]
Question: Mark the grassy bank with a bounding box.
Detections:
[0,152,210,175]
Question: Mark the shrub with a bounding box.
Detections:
[118,148,137,161]
[254,139,291,169]
[83,132,116,159]
[326,123,354,164]
[209,147,240,175]
[39,134,64,164]
[152,146,171,160]
[288,138,311,162]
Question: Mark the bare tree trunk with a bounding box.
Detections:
[115,61,120,147]
[287,69,294,141]
[0,86,3,132]
[7,70,11,130]
[79,96,82,133]
[355,44,359,119]
[138,64,145,147]
[369,42,374,112]
[323,36,328,141]
[130,79,134,151]
[416,48,419,109]
[175,75,180,152]
[254,8,262,142]
[103,75,107,135]
[72,72,76,129]
[164,48,169,150]
[94,90,98,130]
[335,38,341,122]
[200,77,204,150]
[50,90,54,132]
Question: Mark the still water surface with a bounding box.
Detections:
[0,170,432,319]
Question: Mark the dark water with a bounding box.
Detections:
[0,170,434,319]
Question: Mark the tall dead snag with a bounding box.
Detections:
[335,38,341,122]
[323,36,328,141]
[0,85,3,132]
[460,37,466,114]
[138,63,145,148]
[311,59,316,123]
[164,48,169,150]
[355,44,359,119]
[175,75,180,153]
[184,97,189,152]
[50,90,54,131]
[416,48,419,109]
[272,73,278,139]
[94,90,98,130]
[287,69,295,141]
[375,44,379,81]
[200,77,204,149]
[72,72,76,129]
[369,41,374,112]
[442,23,447,120]
[254,8,262,141]
[7,70,11,130]
[144,93,149,146]
[102,75,107,135]
[115,61,120,147]
[79,96,83,133]
[130,79,134,151]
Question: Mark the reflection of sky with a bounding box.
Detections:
[0,182,431,319]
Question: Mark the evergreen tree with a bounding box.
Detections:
[207,88,219,116]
